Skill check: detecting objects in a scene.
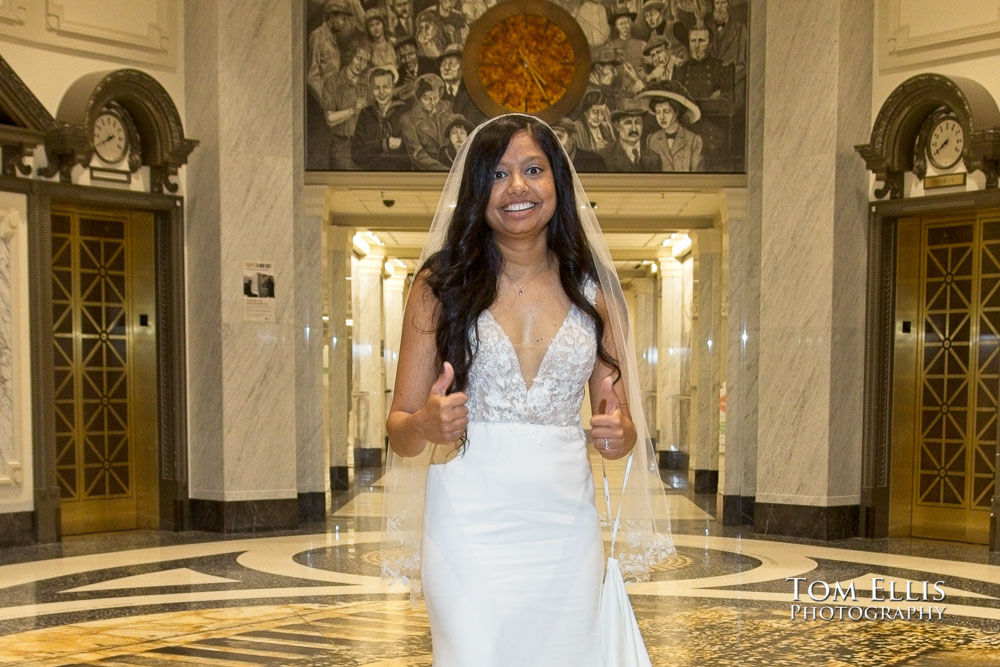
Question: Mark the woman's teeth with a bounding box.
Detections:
[504,202,535,212]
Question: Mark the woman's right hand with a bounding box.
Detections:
[413,361,468,443]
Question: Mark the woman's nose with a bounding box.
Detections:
[507,173,527,193]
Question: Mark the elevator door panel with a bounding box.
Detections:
[52,206,157,535]
[911,215,995,543]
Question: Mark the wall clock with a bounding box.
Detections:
[92,106,129,164]
[927,115,964,170]
[463,0,591,122]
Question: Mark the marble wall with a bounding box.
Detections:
[690,231,723,490]
[657,256,685,456]
[326,226,351,488]
[633,277,657,435]
[755,0,871,512]
[0,193,32,514]
[184,0,305,515]
[352,251,386,466]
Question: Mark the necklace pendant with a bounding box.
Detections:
[518,288,523,296]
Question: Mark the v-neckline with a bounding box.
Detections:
[483,306,574,393]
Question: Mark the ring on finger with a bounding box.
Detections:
[604,438,610,450]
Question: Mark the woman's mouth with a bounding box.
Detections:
[503,202,536,213]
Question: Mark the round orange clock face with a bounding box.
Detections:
[464,1,591,122]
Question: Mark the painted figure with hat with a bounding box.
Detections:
[399,73,454,170]
[438,44,486,125]
[552,118,607,172]
[434,0,469,45]
[637,81,703,171]
[573,88,615,153]
[392,36,435,100]
[574,0,611,48]
[323,40,373,169]
[671,18,734,168]
[438,114,475,166]
[636,0,668,41]
[606,3,646,82]
[415,7,448,60]
[600,97,662,172]
[307,0,360,105]
[388,0,416,44]
[364,7,398,69]
[642,34,684,85]
[352,66,411,170]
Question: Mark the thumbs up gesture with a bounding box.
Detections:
[590,375,635,459]
[415,362,469,444]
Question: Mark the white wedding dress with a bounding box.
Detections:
[421,285,604,667]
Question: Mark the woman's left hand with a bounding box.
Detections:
[590,376,636,460]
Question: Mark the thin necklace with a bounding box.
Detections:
[502,264,550,296]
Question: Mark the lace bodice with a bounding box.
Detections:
[465,282,597,428]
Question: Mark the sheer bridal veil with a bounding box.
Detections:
[381,113,675,598]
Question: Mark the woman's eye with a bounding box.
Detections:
[526,166,542,175]
[492,170,506,181]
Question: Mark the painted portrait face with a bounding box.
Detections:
[328,11,351,32]
[485,130,557,243]
[653,100,679,131]
[689,28,710,61]
[553,126,576,153]
[440,55,462,82]
[713,0,730,22]
[615,16,631,39]
[349,47,371,74]
[417,17,438,44]
[594,62,615,85]
[616,115,643,144]
[372,72,394,105]
[586,103,608,128]
[419,88,440,113]
[649,43,669,67]
[449,125,468,150]
[393,0,411,20]
[366,17,385,40]
[644,8,662,28]
[398,43,418,69]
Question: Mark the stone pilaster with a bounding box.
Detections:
[351,248,386,468]
[327,226,351,489]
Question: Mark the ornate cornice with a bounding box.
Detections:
[0,53,55,176]
[856,73,1000,198]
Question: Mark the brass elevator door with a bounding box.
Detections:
[901,212,997,544]
[51,206,158,535]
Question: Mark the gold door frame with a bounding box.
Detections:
[4,176,190,542]
[863,190,1000,552]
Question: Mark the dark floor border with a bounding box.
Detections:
[721,495,755,526]
[0,512,34,547]
[354,448,383,468]
[659,450,689,471]
[189,498,298,534]
[297,492,326,523]
[693,469,719,494]
[329,465,349,490]
[754,502,860,540]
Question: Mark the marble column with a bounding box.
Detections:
[327,226,351,490]
[184,0,305,532]
[657,254,686,469]
[754,0,872,539]
[352,248,386,467]
[631,277,657,438]
[722,188,757,526]
[689,230,723,494]
[296,188,325,522]
[383,273,405,416]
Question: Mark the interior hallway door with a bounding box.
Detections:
[50,205,158,535]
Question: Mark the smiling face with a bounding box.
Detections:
[371,72,394,106]
[485,130,557,243]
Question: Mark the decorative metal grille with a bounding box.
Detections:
[52,212,131,502]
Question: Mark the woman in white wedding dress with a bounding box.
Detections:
[385,114,670,666]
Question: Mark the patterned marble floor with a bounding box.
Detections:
[1,467,999,666]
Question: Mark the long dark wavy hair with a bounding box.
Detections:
[421,115,621,393]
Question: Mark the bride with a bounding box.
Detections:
[384,114,673,666]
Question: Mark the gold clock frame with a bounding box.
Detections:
[463,0,591,123]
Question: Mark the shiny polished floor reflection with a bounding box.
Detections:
[1,465,999,666]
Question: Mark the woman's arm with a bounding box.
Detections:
[386,272,469,457]
[588,288,637,460]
